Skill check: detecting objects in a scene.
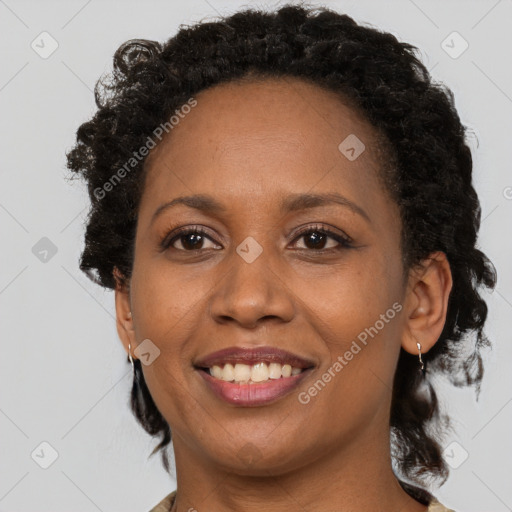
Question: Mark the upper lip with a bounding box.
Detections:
[194,346,315,369]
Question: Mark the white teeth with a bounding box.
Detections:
[251,362,269,382]
[233,363,251,382]
[268,363,282,379]
[208,362,304,383]
[221,363,234,381]
[211,365,223,379]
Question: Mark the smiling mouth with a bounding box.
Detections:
[195,362,314,407]
[193,346,316,406]
[198,361,306,384]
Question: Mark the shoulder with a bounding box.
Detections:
[148,490,177,512]
[428,499,457,512]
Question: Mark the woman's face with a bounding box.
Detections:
[118,77,415,474]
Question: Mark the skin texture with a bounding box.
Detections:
[114,77,452,512]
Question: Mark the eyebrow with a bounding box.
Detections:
[151,192,371,225]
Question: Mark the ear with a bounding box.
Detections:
[113,266,137,359]
[401,251,453,355]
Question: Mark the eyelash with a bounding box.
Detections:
[160,224,353,253]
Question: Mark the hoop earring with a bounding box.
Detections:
[416,341,425,374]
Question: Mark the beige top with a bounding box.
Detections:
[148,490,456,511]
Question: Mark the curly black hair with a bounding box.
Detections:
[66,2,497,503]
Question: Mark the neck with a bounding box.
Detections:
[168,418,429,512]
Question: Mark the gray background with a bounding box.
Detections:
[1,0,511,510]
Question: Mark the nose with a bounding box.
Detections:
[208,247,295,329]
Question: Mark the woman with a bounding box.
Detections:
[66,4,496,511]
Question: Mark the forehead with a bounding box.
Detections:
[141,76,390,217]
[147,77,380,160]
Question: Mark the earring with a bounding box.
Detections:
[128,343,134,372]
[416,341,425,374]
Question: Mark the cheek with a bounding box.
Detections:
[295,253,404,397]
[128,261,210,411]
[140,361,212,447]
[297,254,403,340]
[130,257,214,339]
[296,267,403,436]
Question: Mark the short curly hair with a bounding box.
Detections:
[66,2,497,502]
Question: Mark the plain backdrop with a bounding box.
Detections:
[1,0,511,511]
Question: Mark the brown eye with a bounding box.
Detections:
[297,231,334,250]
[161,227,220,251]
[292,225,352,251]
[174,232,207,250]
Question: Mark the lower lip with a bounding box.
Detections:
[197,368,312,407]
